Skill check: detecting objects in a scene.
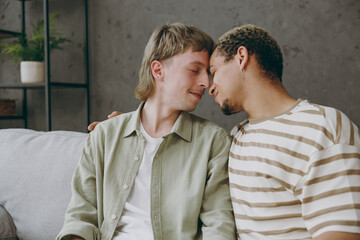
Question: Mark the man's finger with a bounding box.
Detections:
[88,121,100,131]
[108,111,122,118]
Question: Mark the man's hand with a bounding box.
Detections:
[87,111,122,131]
[70,236,85,240]
[314,232,360,240]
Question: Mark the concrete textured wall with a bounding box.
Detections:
[1,0,359,132]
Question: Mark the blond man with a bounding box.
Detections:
[56,23,236,240]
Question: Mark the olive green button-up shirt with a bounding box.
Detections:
[57,104,236,240]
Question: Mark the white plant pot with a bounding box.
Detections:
[20,61,45,83]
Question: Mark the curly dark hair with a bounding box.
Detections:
[215,25,283,82]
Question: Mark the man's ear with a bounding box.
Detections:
[236,46,249,71]
[151,60,164,81]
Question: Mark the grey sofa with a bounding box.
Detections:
[0,128,87,240]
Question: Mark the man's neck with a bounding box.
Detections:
[244,79,297,120]
[140,98,180,138]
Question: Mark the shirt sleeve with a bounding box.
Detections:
[298,143,360,237]
[200,131,237,240]
[56,130,103,240]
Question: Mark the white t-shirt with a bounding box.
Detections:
[112,122,163,240]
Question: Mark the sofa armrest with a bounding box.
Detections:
[0,205,17,240]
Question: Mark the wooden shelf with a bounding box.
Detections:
[0,115,24,120]
[0,82,88,89]
[0,29,20,39]
[0,82,45,88]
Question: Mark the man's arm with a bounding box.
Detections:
[298,144,360,239]
[314,232,360,240]
[56,130,103,240]
[200,131,236,240]
[70,236,85,240]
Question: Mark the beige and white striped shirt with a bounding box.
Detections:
[229,99,360,240]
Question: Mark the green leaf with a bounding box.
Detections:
[0,11,71,64]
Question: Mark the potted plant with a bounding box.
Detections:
[0,13,70,83]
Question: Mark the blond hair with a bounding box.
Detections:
[135,23,214,101]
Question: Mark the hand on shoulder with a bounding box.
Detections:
[87,111,122,131]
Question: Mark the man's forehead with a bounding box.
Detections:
[178,49,209,65]
[209,51,222,66]
[210,47,220,57]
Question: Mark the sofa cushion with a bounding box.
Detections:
[0,205,17,240]
[0,129,87,240]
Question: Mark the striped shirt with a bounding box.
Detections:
[229,99,360,240]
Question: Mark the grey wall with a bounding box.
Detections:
[1,0,359,132]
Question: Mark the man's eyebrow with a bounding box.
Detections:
[189,61,206,66]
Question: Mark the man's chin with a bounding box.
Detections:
[220,103,239,115]
[183,104,197,112]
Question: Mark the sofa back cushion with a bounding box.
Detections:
[0,129,87,240]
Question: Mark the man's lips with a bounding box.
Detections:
[189,91,204,100]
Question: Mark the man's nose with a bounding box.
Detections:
[209,83,216,96]
[199,73,210,89]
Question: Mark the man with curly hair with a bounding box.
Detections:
[210,24,360,240]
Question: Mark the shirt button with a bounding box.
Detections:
[134,156,139,161]
[111,214,117,220]
[154,215,157,220]
[123,184,129,189]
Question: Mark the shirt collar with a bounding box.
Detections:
[123,102,144,138]
[123,102,192,142]
[168,111,192,142]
